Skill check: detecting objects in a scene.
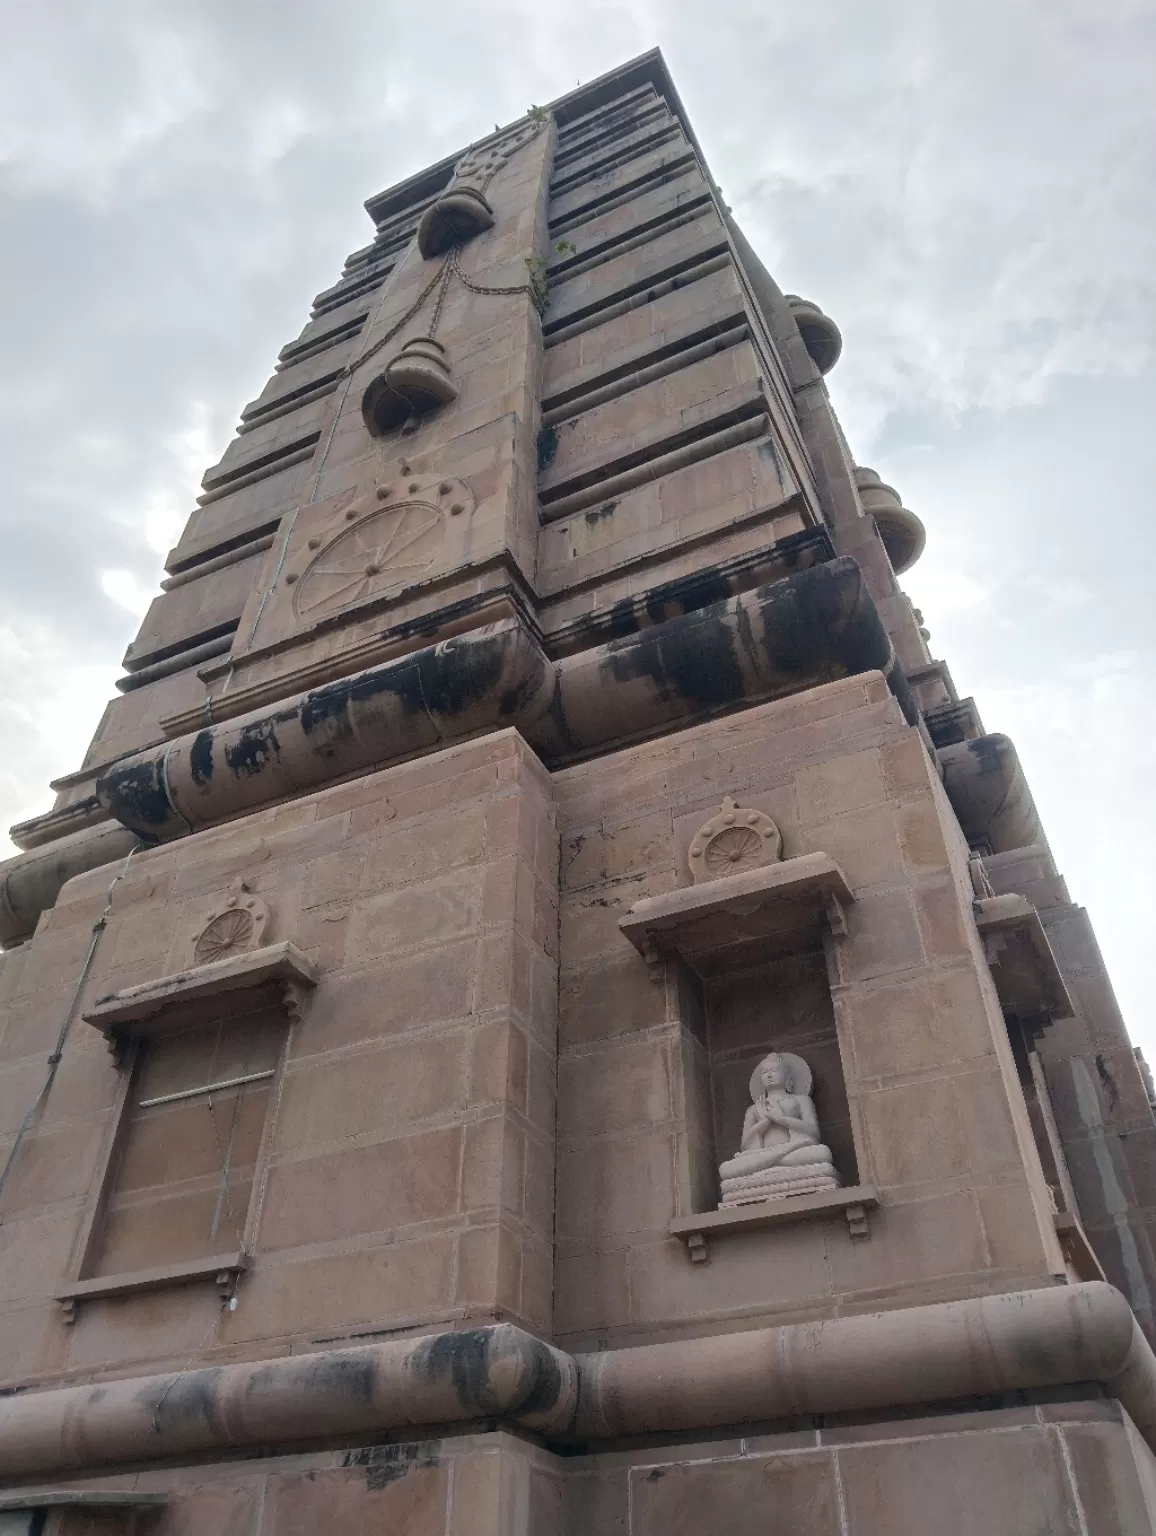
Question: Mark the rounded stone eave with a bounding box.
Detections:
[873,503,927,573]
[854,466,927,574]
[785,294,842,374]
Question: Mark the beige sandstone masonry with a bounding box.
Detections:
[1,47,1153,1536]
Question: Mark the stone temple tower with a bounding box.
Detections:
[3,48,1156,1535]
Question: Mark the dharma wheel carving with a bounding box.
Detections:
[290,473,471,622]
[688,797,783,883]
[191,881,269,966]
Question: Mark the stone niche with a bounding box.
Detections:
[57,900,316,1322]
[621,803,874,1258]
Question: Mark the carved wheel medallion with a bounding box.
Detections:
[292,502,445,621]
[190,881,269,967]
[688,797,783,884]
[194,908,256,964]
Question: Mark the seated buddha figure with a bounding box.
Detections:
[718,1051,840,1206]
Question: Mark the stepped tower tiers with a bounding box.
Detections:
[2,49,1156,1535]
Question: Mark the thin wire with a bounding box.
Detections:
[158,738,194,834]
[151,1301,230,1433]
[0,843,140,1208]
[207,1086,247,1249]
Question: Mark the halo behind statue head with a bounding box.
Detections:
[749,1051,813,1101]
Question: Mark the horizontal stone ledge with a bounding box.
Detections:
[0,821,138,948]
[670,1183,879,1257]
[92,558,914,842]
[56,1253,246,1324]
[82,940,317,1035]
[620,852,853,977]
[0,1286,1153,1479]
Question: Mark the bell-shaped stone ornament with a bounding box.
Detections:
[417,185,495,259]
[854,466,927,574]
[362,336,459,435]
[785,294,843,374]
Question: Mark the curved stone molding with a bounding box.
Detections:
[361,336,459,435]
[97,618,556,841]
[96,559,915,841]
[854,466,927,573]
[688,797,782,883]
[0,1322,576,1477]
[939,734,1048,855]
[0,1287,1153,1472]
[0,821,139,948]
[190,880,269,966]
[785,294,842,374]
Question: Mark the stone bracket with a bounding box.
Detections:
[669,1184,879,1261]
[620,853,854,980]
[973,894,1073,1020]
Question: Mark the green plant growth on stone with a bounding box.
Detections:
[524,256,549,316]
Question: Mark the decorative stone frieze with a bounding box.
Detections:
[688,796,782,882]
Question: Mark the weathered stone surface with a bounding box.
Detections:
[2,49,1151,1536]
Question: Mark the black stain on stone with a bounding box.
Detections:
[584,500,616,525]
[418,633,507,718]
[299,659,426,737]
[97,760,174,829]
[508,1337,565,1420]
[542,672,581,755]
[189,730,214,786]
[536,424,559,472]
[1095,1052,1120,1111]
[601,594,642,640]
[224,717,284,778]
[411,1329,497,1415]
[603,600,745,711]
[343,1442,440,1491]
[136,1368,227,1438]
[643,565,733,628]
[966,732,1012,775]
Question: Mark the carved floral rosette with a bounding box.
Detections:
[687,797,783,884]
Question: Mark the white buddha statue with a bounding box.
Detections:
[718,1052,840,1207]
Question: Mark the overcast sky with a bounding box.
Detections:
[1,0,1153,1044]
